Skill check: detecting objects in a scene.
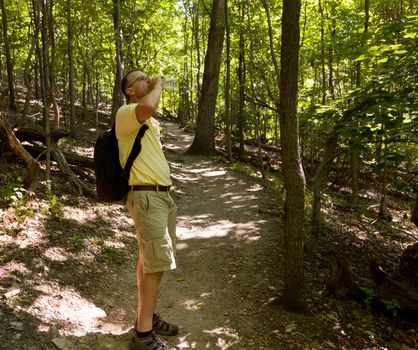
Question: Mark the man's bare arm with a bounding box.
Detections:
[135,77,163,123]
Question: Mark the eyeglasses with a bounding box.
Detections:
[128,75,148,88]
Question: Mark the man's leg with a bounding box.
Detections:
[136,256,163,332]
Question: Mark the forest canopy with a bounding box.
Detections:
[0,0,417,218]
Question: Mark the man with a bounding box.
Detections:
[116,70,178,350]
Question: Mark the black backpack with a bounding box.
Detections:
[93,123,148,203]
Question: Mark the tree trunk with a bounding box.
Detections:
[187,0,225,155]
[47,0,60,130]
[378,160,391,220]
[23,0,41,116]
[0,115,39,186]
[350,150,360,206]
[412,190,418,228]
[39,0,51,181]
[310,144,342,235]
[178,1,190,128]
[279,0,306,313]
[328,1,336,100]
[34,49,41,100]
[67,0,76,137]
[237,3,245,158]
[319,0,326,105]
[260,0,280,85]
[260,0,281,149]
[224,0,232,161]
[193,1,201,125]
[351,0,370,207]
[94,68,100,134]
[110,0,124,124]
[246,0,264,180]
[0,0,17,111]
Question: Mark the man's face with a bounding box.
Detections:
[125,71,150,98]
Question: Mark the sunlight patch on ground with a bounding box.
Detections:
[177,219,235,240]
[0,212,47,249]
[0,260,30,280]
[247,183,264,191]
[0,234,15,245]
[24,281,108,336]
[171,172,198,182]
[176,328,240,350]
[183,299,206,311]
[188,167,217,174]
[177,217,264,243]
[202,170,227,177]
[43,247,70,262]
[176,242,189,250]
[203,326,240,349]
[176,333,197,349]
[234,222,263,242]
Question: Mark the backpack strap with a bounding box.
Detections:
[121,124,149,180]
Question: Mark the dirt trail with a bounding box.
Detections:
[154,122,283,349]
[1,120,284,350]
[2,120,417,350]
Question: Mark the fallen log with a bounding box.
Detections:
[50,143,97,199]
[0,114,39,186]
[15,126,70,144]
[71,166,95,184]
[24,143,94,169]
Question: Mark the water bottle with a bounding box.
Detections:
[162,78,178,89]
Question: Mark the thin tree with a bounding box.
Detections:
[110,0,124,124]
[237,2,245,158]
[47,0,60,129]
[38,0,51,180]
[0,0,17,111]
[279,0,306,312]
[193,1,201,123]
[223,0,232,161]
[351,0,370,207]
[67,0,76,137]
[187,0,226,155]
[319,0,326,105]
[23,0,41,116]
[246,0,265,180]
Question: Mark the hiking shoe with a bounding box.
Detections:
[129,331,176,350]
[153,313,179,336]
[134,314,179,336]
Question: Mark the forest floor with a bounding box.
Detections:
[1,106,418,350]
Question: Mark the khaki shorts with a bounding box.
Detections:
[126,190,177,273]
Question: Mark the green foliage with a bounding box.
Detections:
[230,163,261,179]
[0,183,35,222]
[382,298,401,317]
[360,286,376,307]
[41,180,64,218]
[1,183,26,206]
[49,194,64,218]
[1,0,417,209]
[101,245,121,263]
[69,232,84,246]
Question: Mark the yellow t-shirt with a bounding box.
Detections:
[115,103,172,186]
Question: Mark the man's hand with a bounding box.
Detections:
[136,76,163,123]
[149,76,163,91]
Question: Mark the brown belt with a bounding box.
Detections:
[131,185,171,192]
